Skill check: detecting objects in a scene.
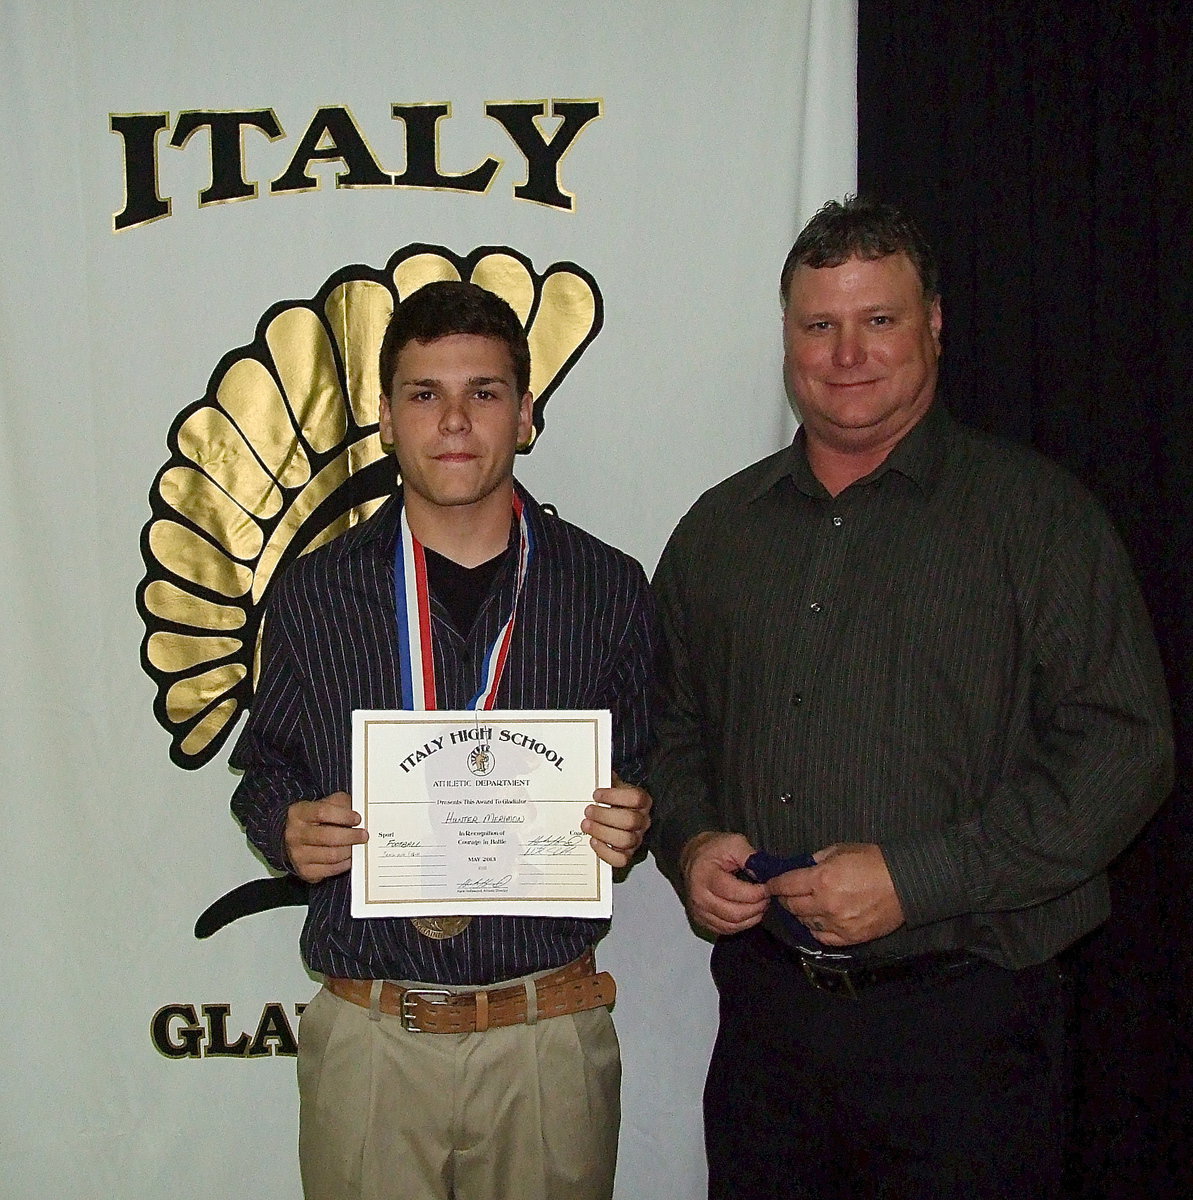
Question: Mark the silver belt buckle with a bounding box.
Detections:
[400,988,452,1032]
[800,956,859,999]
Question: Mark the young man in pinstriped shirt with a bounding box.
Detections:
[650,198,1173,1199]
[231,281,656,1200]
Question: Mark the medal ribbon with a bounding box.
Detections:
[393,493,533,711]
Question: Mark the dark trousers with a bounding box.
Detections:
[705,926,1071,1200]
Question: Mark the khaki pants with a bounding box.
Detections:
[297,976,621,1200]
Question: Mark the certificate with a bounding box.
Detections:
[350,709,612,919]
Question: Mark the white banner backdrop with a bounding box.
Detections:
[0,3,855,1196]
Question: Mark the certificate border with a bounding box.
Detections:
[350,709,612,918]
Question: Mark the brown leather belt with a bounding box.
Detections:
[325,950,615,1033]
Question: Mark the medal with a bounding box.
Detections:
[410,916,475,940]
[393,493,534,939]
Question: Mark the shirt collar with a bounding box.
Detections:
[749,402,954,502]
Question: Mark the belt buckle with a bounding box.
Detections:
[800,956,859,1000]
[400,988,452,1032]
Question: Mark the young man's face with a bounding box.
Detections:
[379,333,533,514]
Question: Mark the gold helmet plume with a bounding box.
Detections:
[137,244,603,768]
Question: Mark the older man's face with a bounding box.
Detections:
[782,253,942,458]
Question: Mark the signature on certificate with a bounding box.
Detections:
[458,875,516,894]
[522,834,585,856]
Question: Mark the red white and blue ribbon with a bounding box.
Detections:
[393,493,533,711]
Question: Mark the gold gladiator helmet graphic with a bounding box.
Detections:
[468,743,495,777]
[137,244,603,770]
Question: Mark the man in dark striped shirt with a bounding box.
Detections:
[231,281,655,1200]
[650,198,1173,1200]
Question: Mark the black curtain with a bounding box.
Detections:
[857,3,1192,1195]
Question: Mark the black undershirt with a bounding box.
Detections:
[423,544,511,635]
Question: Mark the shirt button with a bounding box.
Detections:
[793,693,803,706]
[779,792,793,805]
[832,516,843,527]
[809,601,822,613]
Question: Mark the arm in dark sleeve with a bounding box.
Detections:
[647,521,727,886]
[607,562,659,789]
[229,592,319,873]
[883,502,1174,926]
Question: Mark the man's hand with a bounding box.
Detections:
[681,831,769,936]
[768,842,905,946]
[284,791,368,884]
[582,775,652,869]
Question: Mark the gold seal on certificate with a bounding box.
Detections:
[350,710,613,921]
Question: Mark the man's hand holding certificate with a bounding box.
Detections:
[350,710,646,919]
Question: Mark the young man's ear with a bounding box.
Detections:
[517,392,534,449]
[378,393,394,449]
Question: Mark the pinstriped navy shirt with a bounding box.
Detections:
[650,404,1172,968]
[231,483,657,985]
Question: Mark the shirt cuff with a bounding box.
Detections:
[649,806,721,891]
[881,828,973,929]
[237,790,295,874]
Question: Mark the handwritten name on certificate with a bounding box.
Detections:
[350,710,612,919]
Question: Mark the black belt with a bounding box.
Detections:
[757,927,978,999]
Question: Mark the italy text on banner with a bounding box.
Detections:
[0,3,855,1196]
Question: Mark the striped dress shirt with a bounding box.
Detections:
[231,483,657,985]
[650,404,1173,968]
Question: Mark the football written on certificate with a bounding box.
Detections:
[351,710,612,919]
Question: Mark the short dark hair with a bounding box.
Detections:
[378,280,531,398]
[780,195,939,304]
